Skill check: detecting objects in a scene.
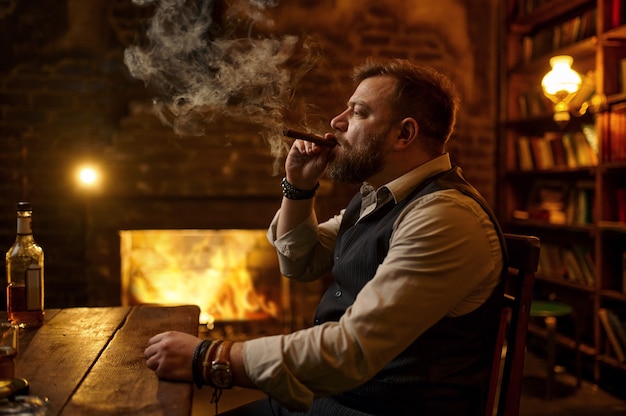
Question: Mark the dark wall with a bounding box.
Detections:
[0,0,499,309]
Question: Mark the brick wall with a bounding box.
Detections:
[0,0,499,315]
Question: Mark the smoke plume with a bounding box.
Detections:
[124,0,303,156]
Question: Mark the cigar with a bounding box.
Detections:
[282,129,338,147]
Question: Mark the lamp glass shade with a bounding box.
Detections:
[541,55,582,98]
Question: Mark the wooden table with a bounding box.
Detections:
[12,305,200,416]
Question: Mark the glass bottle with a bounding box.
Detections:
[6,202,44,327]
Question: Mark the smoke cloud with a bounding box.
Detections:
[124,0,304,157]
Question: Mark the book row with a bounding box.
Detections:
[538,242,595,287]
[520,8,596,64]
[516,126,598,171]
[512,179,594,226]
[516,88,548,119]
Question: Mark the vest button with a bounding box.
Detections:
[335,290,342,297]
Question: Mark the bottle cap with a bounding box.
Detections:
[16,203,31,212]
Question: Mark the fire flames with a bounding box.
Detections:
[120,229,282,325]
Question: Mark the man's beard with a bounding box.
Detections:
[326,129,388,184]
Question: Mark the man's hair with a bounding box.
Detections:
[353,58,460,155]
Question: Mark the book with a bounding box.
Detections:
[526,88,548,116]
[572,245,595,287]
[562,248,586,285]
[623,251,626,295]
[537,243,564,278]
[572,180,595,225]
[538,136,555,169]
[583,249,596,285]
[578,7,594,39]
[571,16,582,43]
[572,131,597,166]
[598,308,626,362]
[606,309,626,356]
[613,0,623,29]
[517,136,534,170]
[561,132,579,168]
[529,136,551,170]
[517,93,529,119]
[546,244,565,278]
[528,180,570,224]
[581,124,599,164]
[609,104,626,162]
[546,132,567,168]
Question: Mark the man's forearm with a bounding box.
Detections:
[276,197,316,238]
[230,342,255,388]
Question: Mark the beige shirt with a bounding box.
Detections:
[243,154,503,410]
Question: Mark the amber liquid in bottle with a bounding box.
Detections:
[6,202,44,327]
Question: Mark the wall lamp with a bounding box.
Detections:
[541,55,605,126]
[541,55,582,124]
[75,162,103,193]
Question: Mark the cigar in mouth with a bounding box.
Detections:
[282,129,338,147]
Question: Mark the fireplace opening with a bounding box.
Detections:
[119,229,289,330]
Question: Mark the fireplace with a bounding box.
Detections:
[119,229,289,331]
[67,99,352,336]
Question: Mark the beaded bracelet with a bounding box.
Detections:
[281,177,320,200]
[192,340,211,389]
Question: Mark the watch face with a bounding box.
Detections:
[211,363,233,388]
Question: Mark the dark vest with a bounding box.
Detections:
[312,166,507,416]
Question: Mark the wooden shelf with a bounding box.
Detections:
[511,0,595,33]
[599,290,626,302]
[536,274,596,292]
[597,354,626,368]
[501,0,626,392]
[506,220,597,234]
[602,25,626,42]
[528,322,596,356]
[505,167,596,177]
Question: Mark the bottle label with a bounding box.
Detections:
[25,265,42,311]
[16,217,32,235]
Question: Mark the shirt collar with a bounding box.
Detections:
[357,153,452,219]
[380,153,452,203]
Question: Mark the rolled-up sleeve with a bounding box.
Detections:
[266,209,342,281]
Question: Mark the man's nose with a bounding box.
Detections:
[330,111,348,131]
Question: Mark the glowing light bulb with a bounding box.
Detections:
[76,165,100,189]
[541,55,582,97]
[541,56,582,124]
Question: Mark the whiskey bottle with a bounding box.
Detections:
[6,202,44,327]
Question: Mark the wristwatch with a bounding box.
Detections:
[210,341,234,389]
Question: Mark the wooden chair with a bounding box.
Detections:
[485,233,540,416]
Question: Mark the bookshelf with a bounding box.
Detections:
[500,0,626,397]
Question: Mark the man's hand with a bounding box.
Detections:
[284,133,336,190]
[145,331,199,381]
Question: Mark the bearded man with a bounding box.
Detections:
[144,57,506,416]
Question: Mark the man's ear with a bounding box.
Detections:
[394,118,419,149]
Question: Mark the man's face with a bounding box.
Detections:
[327,75,398,185]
